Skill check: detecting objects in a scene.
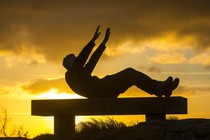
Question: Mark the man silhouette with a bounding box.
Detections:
[63,26,179,98]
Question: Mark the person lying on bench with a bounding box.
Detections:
[63,26,179,98]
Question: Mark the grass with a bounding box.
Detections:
[167,115,180,120]
[0,117,127,140]
[5,117,127,140]
[1,116,182,140]
[65,117,127,140]
[76,117,126,133]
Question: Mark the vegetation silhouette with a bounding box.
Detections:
[0,109,29,138]
[76,118,126,133]
[65,118,126,140]
[2,115,210,140]
[63,26,180,98]
[32,117,210,140]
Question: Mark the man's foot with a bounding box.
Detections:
[164,78,180,97]
[154,76,173,97]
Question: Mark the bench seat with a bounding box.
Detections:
[31,97,187,136]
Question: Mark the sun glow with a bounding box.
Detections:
[30,89,87,136]
[34,89,85,99]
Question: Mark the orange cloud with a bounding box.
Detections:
[0,0,210,66]
[189,50,210,68]
[0,47,46,67]
[22,78,73,94]
[149,52,186,64]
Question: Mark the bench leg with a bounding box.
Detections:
[54,115,75,137]
[146,114,166,121]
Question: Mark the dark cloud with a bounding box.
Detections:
[178,25,210,50]
[174,85,210,96]
[173,85,196,96]
[22,78,73,94]
[147,66,162,73]
[138,65,162,74]
[192,86,210,92]
[1,0,210,63]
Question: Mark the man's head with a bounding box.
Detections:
[63,54,76,70]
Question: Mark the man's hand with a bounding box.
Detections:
[102,28,111,45]
[91,25,101,42]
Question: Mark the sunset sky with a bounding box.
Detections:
[0,0,210,137]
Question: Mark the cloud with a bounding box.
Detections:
[149,52,186,64]
[0,46,46,67]
[173,85,196,96]
[22,78,73,94]
[193,86,210,92]
[189,49,210,68]
[174,85,210,96]
[147,66,162,73]
[137,65,162,74]
[0,0,210,66]
[105,40,146,57]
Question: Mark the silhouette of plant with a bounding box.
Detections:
[0,108,29,138]
[167,116,179,120]
[76,117,126,134]
[63,117,127,139]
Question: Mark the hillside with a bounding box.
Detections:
[69,118,210,140]
[1,119,210,140]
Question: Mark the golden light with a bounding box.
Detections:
[34,89,85,99]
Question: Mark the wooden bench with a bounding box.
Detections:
[31,96,187,136]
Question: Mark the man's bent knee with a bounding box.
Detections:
[125,68,136,73]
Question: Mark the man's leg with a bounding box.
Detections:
[102,68,173,96]
[115,68,159,95]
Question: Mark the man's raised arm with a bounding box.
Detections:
[85,28,111,74]
[74,26,101,68]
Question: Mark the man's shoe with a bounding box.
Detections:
[164,78,180,97]
[154,76,173,97]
